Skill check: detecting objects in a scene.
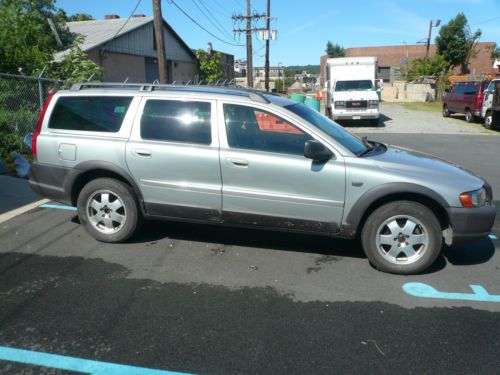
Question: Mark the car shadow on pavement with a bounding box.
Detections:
[443,237,496,266]
[130,219,367,259]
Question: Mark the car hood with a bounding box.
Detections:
[369,145,484,192]
[333,91,378,101]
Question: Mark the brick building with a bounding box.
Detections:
[320,42,497,84]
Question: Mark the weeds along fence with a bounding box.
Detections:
[0,73,68,159]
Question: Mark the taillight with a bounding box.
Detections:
[475,91,483,111]
[32,90,56,156]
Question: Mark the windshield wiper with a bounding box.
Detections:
[357,137,378,156]
[357,146,375,157]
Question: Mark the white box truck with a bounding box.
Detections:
[325,56,380,125]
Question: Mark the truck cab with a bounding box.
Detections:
[482,79,500,129]
[325,57,380,126]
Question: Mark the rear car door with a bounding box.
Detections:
[218,101,345,233]
[126,96,222,221]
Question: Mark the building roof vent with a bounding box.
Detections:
[105,15,120,20]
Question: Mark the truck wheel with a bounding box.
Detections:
[77,178,142,243]
[442,105,450,117]
[484,112,494,130]
[361,201,442,274]
[465,109,474,123]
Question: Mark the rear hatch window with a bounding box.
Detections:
[49,96,133,132]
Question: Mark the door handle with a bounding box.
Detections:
[134,149,152,158]
[226,157,248,167]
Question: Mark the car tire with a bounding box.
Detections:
[442,105,450,117]
[361,201,442,274]
[465,109,474,123]
[77,178,142,243]
[484,112,494,130]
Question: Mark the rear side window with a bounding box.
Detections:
[464,84,478,95]
[140,100,211,145]
[49,96,133,132]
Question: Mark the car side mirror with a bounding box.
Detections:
[304,140,332,162]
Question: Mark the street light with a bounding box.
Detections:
[425,19,441,61]
[401,40,408,61]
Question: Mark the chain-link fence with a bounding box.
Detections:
[0,73,69,159]
[0,72,239,160]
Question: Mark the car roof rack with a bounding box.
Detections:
[69,82,272,104]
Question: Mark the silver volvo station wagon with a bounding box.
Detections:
[29,83,496,274]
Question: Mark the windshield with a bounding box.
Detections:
[335,80,373,92]
[285,103,368,155]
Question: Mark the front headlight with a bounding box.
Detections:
[459,187,487,207]
[334,101,345,108]
[368,100,379,108]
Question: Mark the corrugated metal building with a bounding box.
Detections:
[55,15,197,83]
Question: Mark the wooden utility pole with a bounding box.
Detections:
[153,0,167,83]
[264,0,270,91]
[246,0,253,87]
[425,20,433,62]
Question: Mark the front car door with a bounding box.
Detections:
[218,101,345,234]
[126,96,222,221]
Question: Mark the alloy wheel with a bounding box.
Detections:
[86,190,126,234]
[375,215,429,265]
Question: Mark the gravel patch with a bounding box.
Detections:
[343,102,492,135]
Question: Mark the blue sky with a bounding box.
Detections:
[56,0,500,67]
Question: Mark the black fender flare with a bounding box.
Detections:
[344,182,449,230]
[65,160,145,212]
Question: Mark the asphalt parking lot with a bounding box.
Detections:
[1,133,499,374]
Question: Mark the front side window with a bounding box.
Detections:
[49,96,133,132]
[223,104,312,155]
[141,100,211,145]
[488,82,495,94]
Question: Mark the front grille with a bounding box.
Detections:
[346,100,367,109]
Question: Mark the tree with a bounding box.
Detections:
[489,43,500,61]
[196,49,224,82]
[325,41,345,58]
[49,36,102,82]
[407,55,449,81]
[435,12,481,73]
[0,0,72,75]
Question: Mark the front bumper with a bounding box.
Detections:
[446,202,497,244]
[332,110,380,120]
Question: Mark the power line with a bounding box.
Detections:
[210,0,233,17]
[168,0,244,46]
[471,15,500,26]
[195,0,234,40]
[101,0,143,55]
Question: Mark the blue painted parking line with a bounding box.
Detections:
[489,234,497,240]
[403,282,500,302]
[39,204,77,211]
[0,346,192,375]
